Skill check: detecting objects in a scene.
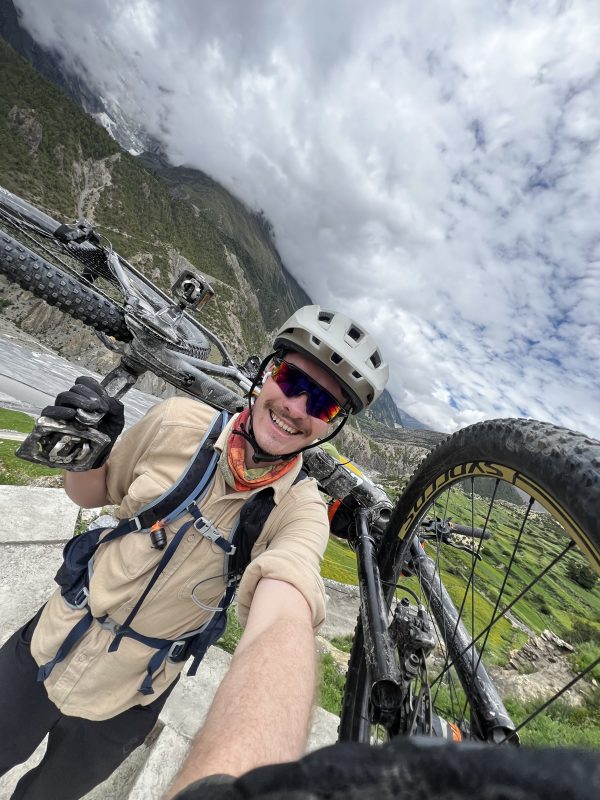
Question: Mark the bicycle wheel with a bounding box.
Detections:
[339,418,600,747]
[0,193,211,358]
[0,227,131,340]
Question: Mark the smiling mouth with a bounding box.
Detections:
[269,409,301,435]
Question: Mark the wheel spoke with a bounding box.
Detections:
[432,538,576,686]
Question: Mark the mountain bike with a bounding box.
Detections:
[0,184,598,750]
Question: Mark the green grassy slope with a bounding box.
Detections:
[323,489,599,655]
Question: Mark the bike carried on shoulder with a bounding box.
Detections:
[0,184,598,748]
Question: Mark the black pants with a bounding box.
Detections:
[0,610,177,800]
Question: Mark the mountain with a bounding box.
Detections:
[398,408,430,430]
[137,151,311,334]
[0,34,302,356]
[0,0,157,155]
[363,389,403,427]
[0,0,102,113]
[0,15,428,444]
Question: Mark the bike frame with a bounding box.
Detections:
[345,507,515,741]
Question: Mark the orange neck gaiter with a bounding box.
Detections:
[222,408,300,491]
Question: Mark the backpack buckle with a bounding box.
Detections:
[98,616,121,636]
[193,517,218,539]
[194,517,236,555]
[167,639,187,661]
[68,586,89,609]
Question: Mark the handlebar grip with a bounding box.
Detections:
[452,523,490,540]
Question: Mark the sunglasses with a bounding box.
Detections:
[270,359,347,423]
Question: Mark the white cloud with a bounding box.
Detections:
[14,0,600,436]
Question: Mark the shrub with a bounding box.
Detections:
[566,560,598,590]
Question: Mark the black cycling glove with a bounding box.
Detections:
[41,376,125,469]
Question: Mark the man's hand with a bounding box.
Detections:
[166,579,317,798]
[42,376,125,469]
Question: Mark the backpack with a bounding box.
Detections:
[37,410,307,695]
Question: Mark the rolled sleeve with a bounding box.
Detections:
[236,489,330,631]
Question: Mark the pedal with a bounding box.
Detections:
[171,269,214,312]
[16,417,111,472]
[239,355,261,382]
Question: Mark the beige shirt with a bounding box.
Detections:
[30,397,329,720]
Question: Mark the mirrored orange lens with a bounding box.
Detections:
[271,361,343,422]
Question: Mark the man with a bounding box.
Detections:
[0,305,388,799]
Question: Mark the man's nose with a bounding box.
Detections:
[282,391,309,417]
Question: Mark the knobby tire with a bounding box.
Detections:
[0,227,132,341]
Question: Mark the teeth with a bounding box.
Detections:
[270,410,299,434]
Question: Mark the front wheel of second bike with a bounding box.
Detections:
[339,418,600,747]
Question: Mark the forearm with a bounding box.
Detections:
[63,463,109,508]
[167,616,317,797]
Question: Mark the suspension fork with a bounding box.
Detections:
[409,540,517,742]
[354,509,403,726]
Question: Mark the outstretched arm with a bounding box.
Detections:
[167,577,317,798]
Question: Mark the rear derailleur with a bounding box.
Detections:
[389,597,436,736]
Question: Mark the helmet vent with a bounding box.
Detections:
[351,370,361,379]
[347,325,363,342]
[311,336,321,345]
[318,311,334,325]
[330,352,342,365]
[370,351,382,369]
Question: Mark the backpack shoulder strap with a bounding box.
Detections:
[227,467,309,582]
[131,409,228,531]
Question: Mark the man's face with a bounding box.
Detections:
[247,350,346,467]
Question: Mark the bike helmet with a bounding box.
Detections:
[273,305,389,413]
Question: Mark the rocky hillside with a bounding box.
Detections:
[0,32,438,476]
[356,416,446,450]
[337,422,431,482]
[137,152,310,334]
[0,36,306,356]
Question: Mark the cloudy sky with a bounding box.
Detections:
[15,0,600,435]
